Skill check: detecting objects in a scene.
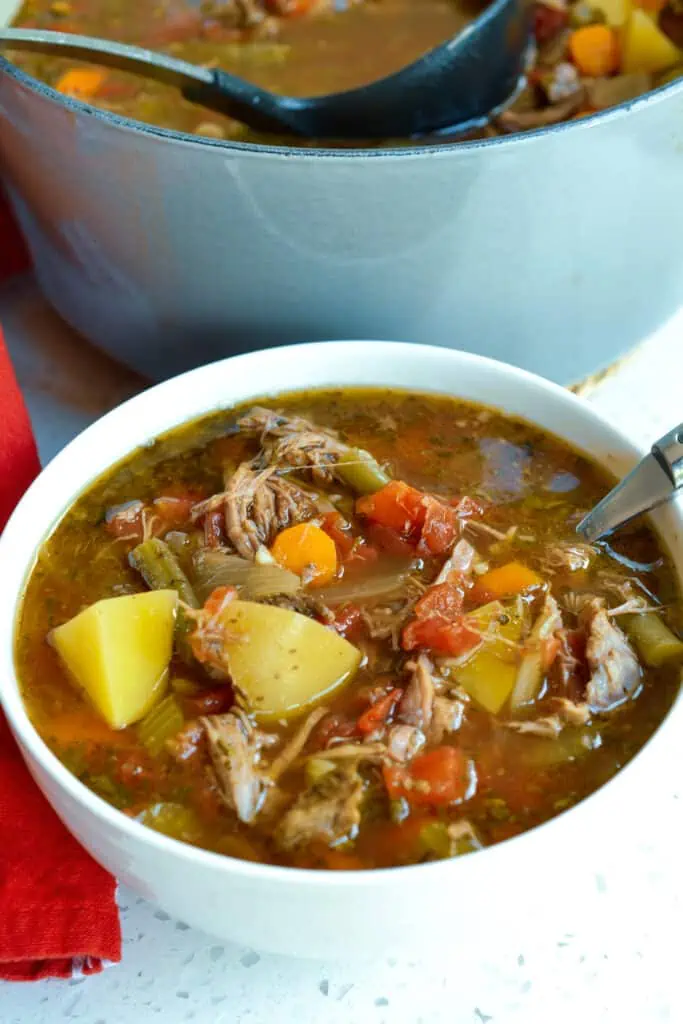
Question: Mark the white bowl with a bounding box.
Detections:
[0,341,681,959]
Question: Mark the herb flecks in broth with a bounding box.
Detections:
[15,389,683,870]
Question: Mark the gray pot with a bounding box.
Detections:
[1,14,683,383]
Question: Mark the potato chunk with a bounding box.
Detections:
[219,600,361,721]
[455,601,523,714]
[51,590,177,729]
[622,9,681,74]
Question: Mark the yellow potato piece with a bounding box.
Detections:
[622,9,681,74]
[592,0,630,28]
[219,600,361,721]
[51,590,177,729]
[455,601,523,715]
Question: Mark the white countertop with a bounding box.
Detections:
[2,276,682,1024]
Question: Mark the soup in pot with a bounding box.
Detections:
[15,389,683,869]
[10,0,683,145]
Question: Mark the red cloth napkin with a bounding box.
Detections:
[0,326,121,980]
[0,189,31,285]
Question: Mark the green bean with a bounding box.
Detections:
[138,695,185,756]
[129,538,200,664]
[336,448,391,495]
[129,538,199,608]
[622,612,683,668]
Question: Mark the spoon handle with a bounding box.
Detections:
[576,422,683,542]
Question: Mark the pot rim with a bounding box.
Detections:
[0,339,681,891]
[1,35,682,161]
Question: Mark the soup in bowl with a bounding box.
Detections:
[1,341,681,957]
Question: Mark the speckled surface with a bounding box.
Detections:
[1,277,682,1022]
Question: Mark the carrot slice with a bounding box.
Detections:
[569,25,620,77]
[271,522,337,586]
[471,561,542,603]
[55,68,107,100]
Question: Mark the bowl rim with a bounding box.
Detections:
[1,339,681,890]
[1,33,682,161]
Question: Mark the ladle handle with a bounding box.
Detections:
[184,69,306,135]
[0,27,215,90]
[0,27,306,136]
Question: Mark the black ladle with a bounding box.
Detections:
[0,4,530,141]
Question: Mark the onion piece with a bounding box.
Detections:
[192,548,300,603]
[316,567,412,606]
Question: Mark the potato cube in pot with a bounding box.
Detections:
[622,9,681,74]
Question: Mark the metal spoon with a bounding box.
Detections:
[577,424,683,542]
[0,4,529,140]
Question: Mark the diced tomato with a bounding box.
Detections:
[184,687,234,717]
[417,498,460,557]
[356,481,426,537]
[402,615,480,657]
[357,688,402,736]
[402,581,479,655]
[330,603,364,640]
[313,712,359,749]
[104,500,147,540]
[383,746,471,807]
[449,495,487,519]
[364,523,417,557]
[321,511,354,558]
[202,586,237,617]
[153,494,197,526]
[414,581,465,620]
[204,508,225,548]
[322,511,379,565]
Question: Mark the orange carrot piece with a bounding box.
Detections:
[471,561,542,603]
[55,68,107,100]
[569,25,620,77]
[271,522,337,587]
